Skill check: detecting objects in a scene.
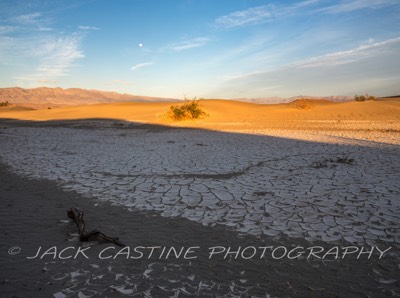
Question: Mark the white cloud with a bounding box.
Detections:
[0,6,93,87]
[0,5,99,87]
[320,0,397,13]
[37,35,84,75]
[171,37,209,51]
[130,62,154,70]
[38,27,53,31]
[213,0,397,30]
[293,37,400,68]
[10,11,54,31]
[12,34,85,84]
[214,5,274,29]
[224,37,400,81]
[13,12,42,24]
[292,0,321,8]
[78,26,100,30]
[214,0,320,29]
[213,37,400,98]
[0,26,17,35]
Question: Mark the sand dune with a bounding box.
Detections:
[1,98,399,127]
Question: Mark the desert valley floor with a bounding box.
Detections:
[0,99,399,297]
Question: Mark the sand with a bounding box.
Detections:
[1,99,400,297]
[1,97,400,124]
[1,97,399,144]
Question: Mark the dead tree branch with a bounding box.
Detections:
[67,207,126,247]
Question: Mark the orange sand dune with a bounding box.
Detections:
[1,99,400,133]
[0,102,173,123]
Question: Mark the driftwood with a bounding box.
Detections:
[67,207,126,247]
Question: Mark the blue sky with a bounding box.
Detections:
[1,0,399,99]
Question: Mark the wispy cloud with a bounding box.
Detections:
[293,37,400,68]
[0,7,90,84]
[223,37,400,81]
[14,34,85,84]
[214,0,320,29]
[78,26,100,30]
[292,0,321,8]
[214,37,400,98]
[0,35,19,65]
[38,27,53,31]
[214,5,274,29]
[170,37,209,51]
[36,35,83,76]
[320,0,398,14]
[12,12,42,24]
[213,0,395,30]
[9,11,53,32]
[130,62,154,70]
[0,26,17,35]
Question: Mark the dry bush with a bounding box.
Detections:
[166,98,207,121]
[290,99,314,110]
[354,94,375,102]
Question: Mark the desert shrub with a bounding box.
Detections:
[167,98,207,121]
[354,94,375,101]
[290,99,313,109]
[0,101,10,107]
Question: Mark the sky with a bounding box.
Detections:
[1,0,400,99]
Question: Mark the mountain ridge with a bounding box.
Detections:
[0,86,357,108]
[0,87,179,108]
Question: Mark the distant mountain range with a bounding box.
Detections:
[234,95,355,104]
[0,87,178,108]
[0,87,356,108]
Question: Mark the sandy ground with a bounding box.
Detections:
[1,98,399,144]
[0,99,400,297]
[1,97,400,127]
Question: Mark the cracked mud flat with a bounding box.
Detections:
[0,119,399,297]
[1,121,399,245]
